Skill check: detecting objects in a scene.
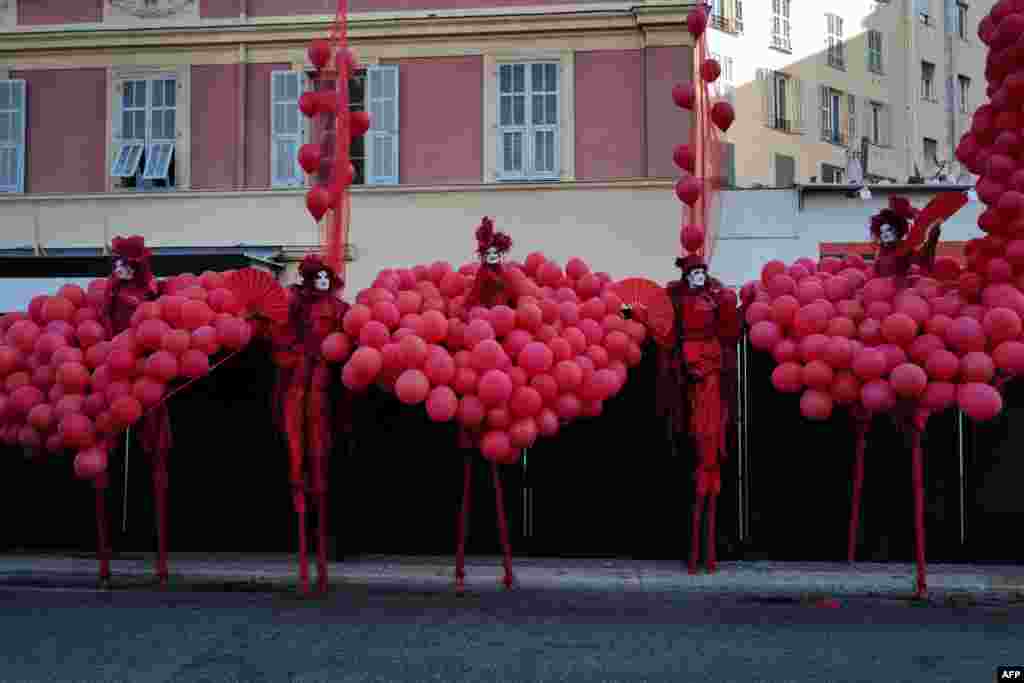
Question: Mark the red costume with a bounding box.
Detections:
[869,196,941,280]
[657,255,740,574]
[454,217,518,591]
[271,253,353,594]
[95,235,173,586]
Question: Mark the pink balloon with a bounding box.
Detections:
[553,360,583,392]
[749,321,782,351]
[480,430,514,463]
[861,379,896,413]
[349,347,384,383]
[802,361,834,392]
[518,342,555,375]
[478,369,514,407]
[852,348,887,381]
[426,385,458,422]
[800,389,833,421]
[961,351,995,383]
[921,381,957,412]
[890,363,928,399]
[799,334,830,363]
[398,334,429,369]
[946,316,987,353]
[957,382,1003,421]
[423,346,456,386]
[358,320,390,349]
[555,392,581,420]
[861,317,885,345]
[823,337,854,369]
[772,339,799,364]
[490,305,517,337]
[994,340,1024,374]
[771,362,803,393]
[472,339,506,372]
[395,369,430,405]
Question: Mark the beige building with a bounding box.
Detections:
[706,0,993,187]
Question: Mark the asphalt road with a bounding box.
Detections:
[0,584,1020,683]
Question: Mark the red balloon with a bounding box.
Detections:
[472,339,505,372]
[530,374,559,404]
[830,371,861,405]
[305,186,331,221]
[177,349,208,379]
[395,369,430,405]
[307,38,332,69]
[555,392,581,420]
[961,351,995,383]
[700,58,721,83]
[457,395,486,428]
[56,361,90,393]
[510,386,543,418]
[132,377,166,408]
[509,417,538,449]
[890,363,928,399]
[681,224,705,252]
[298,92,318,117]
[672,82,696,110]
[771,362,803,393]
[349,347,384,383]
[687,7,707,37]
[800,389,833,421]
[861,379,896,413]
[852,348,887,381]
[711,101,735,133]
[673,144,695,173]
[480,430,514,463]
[73,448,107,480]
[772,339,799,364]
[350,110,371,138]
[957,382,1003,421]
[922,381,957,412]
[423,346,456,386]
[426,385,458,422]
[823,337,854,369]
[110,395,142,428]
[946,316,987,353]
[60,413,95,450]
[801,360,834,392]
[675,176,702,206]
[770,295,800,327]
[880,313,918,347]
[42,296,75,324]
[478,369,513,407]
[518,342,555,375]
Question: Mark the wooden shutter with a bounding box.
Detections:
[0,79,25,193]
[270,70,304,188]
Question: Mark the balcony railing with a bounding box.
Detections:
[710,13,743,34]
[771,33,792,52]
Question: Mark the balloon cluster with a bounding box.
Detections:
[742,251,1018,423]
[300,39,371,222]
[0,271,255,479]
[338,255,646,463]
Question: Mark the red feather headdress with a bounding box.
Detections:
[475,216,513,257]
[298,253,343,292]
[674,254,707,274]
[111,235,152,263]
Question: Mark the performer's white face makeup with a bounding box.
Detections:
[879,224,898,245]
[484,247,501,265]
[114,259,135,281]
[314,270,332,291]
[687,269,708,289]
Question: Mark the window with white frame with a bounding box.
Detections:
[710,53,736,105]
[867,30,884,74]
[916,0,931,24]
[923,137,938,170]
[921,61,936,100]
[820,86,846,144]
[111,76,177,190]
[759,69,803,133]
[497,62,559,181]
[826,14,845,69]
[271,64,398,188]
[709,0,743,34]
[771,0,792,52]
[958,74,970,113]
[866,100,892,146]
[0,80,26,194]
[956,2,968,39]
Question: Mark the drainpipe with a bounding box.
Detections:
[905,0,919,181]
[641,43,648,178]
[238,44,247,190]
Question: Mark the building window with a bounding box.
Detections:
[958,74,970,113]
[710,53,736,105]
[867,100,892,146]
[710,0,743,34]
[774,153,796,187]
[921,61,936,100]
[270,71,305,188]
[0,79,26,194]
[820,86,846,145]
[497,62,560,181]
[821,163,845,183]
[366,65,400,185]
[923,137,938,171]
[826,13,845,70]
[111,76,177,191]
[916,0,931,25]
[759,69,803,132]
[867,30,884,74]
[771,0,792,52]
[956,2,968,39]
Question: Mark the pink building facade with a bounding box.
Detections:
[0,0,701,196]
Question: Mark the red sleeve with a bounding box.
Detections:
[717,292,741,343]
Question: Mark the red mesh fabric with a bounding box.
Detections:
[688,31,724,267]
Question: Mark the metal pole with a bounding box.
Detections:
[957,409,965,546]
[122,427,130,534]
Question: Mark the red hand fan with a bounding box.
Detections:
[612,277,675,348]
[224,268,290,324]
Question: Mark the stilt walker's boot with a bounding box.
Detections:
[455,454,473,593]
[491,462,516,589]
[294,485,310,595]
[94,472,112,588]
[152,460,169,586]
[706,492,718,574]
[316,490,328,595]
[848,417,870,563]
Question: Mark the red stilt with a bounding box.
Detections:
[491,461,515,589]
[689,492,704,575]
[294,487,309,595]
[911,428,927,599]
[455,454,473,592]
[847,419,869,563]
[94,473,111,587]
[705,492,718,573]
[316,491,328,595]
[152,459,169,586]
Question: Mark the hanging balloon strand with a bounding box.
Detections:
[298,0,371,280]
[671,4,734,266]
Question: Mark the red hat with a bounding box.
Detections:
[110,235,151,263]
[675,254,707,274]
[475,216,513,257]
[299,253,343,292]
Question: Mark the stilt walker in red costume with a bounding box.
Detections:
[96,235,173,586]
[454,216,517,592]
[272,254,353,595]
[657,256,740,574]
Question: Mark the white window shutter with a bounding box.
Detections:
[367,64,399,185]
[0,79,26,193]
[270,70,304,188]
[820,85,830,140]
[847,94,856,142]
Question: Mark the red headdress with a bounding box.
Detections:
[110,234,154,283]
[675,254,708,275]
[869,196,919,242]
[475,216,513,258]
[298,253,343,293]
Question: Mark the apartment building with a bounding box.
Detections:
[705,0,993,188]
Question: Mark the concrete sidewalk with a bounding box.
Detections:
[1,553,1022,602]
